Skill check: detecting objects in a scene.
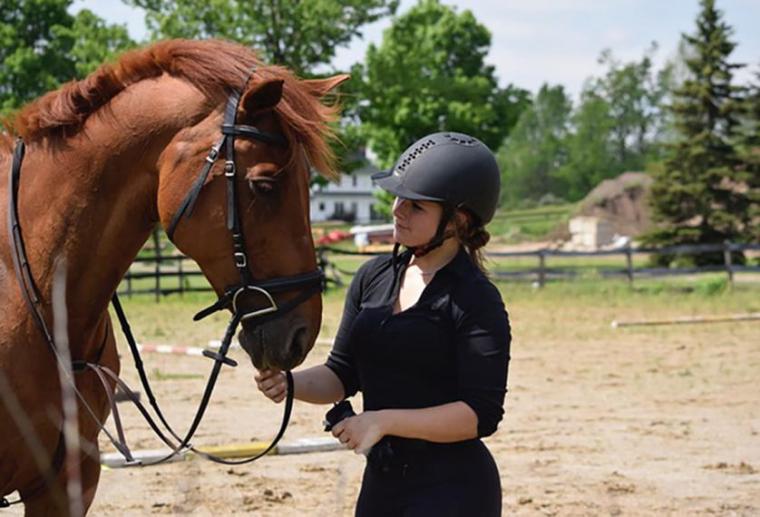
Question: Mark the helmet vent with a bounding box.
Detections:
[396,139,436,172]
[444,134,477,146]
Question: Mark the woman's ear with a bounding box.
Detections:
[449,209,471,234]
[458,210,470,225]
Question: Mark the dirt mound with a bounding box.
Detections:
[576,172,653,237]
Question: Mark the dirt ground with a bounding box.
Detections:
[9,283,758,516]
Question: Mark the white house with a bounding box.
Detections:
[310,155,382,224]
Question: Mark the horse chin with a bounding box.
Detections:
[237,318,312,371]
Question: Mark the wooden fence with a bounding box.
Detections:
[316,241,760,289]
[485,242,760,288]
[118,235,760,298]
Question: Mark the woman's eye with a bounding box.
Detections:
[248,179,276,195]
[411,202,423,211]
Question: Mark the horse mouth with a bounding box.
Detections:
[237,319,311,371]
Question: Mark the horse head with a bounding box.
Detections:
[157,70,348,371]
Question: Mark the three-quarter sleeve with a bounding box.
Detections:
[454,283,511,437]
[324,262,367,398]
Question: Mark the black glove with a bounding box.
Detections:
[323,400,355,432]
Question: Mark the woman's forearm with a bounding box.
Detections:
[378,401,479,443]
[292,364,345,404]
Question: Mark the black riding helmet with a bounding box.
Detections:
[372,132,501,224]
[371,132,501,255]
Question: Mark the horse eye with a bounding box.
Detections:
[248,179,276,195]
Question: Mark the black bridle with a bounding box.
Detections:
[166,79,324,326]
[3,74,324,507]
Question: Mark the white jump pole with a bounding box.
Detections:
[611,312,760,328]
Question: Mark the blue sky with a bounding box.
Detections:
[71,0,760,101]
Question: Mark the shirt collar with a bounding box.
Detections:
[438,246,474,279]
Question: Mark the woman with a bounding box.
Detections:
[255,132,511,516]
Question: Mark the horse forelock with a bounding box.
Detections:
[10,39,339,179]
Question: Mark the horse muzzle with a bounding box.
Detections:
[237,315,314,370]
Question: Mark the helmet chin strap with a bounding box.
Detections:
[408,204,456,258]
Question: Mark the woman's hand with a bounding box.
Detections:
[254,369,287,403]
[331,411,386,455]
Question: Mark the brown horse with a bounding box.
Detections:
[0,39,347,515]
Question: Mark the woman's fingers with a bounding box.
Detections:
[255,369,287,402]
[264,383,286,398]
[259,375,284,391]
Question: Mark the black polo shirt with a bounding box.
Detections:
[325,247,511,437]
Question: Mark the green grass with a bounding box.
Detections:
[488,203,576,243]
[112,274,759,351]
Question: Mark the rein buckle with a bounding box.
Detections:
[234,251,247,268]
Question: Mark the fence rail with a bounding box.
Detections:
[118,239,760,298]
[318,241,760,289]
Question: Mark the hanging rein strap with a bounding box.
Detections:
[7,140,54,350]
[4,139,143,507]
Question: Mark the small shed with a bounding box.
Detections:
[568,216,615,249]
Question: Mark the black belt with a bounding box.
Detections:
[367,437,479,476]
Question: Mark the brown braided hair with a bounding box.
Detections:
[452,209,491,274]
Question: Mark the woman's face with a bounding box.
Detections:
[392,197,443,247]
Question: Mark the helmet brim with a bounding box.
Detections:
[371,170,446,202]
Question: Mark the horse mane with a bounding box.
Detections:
[6,39,339,178]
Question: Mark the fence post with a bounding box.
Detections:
[126,272,133,298]
[723,240,734,288]
[153,228,161,302]
[625,245,634,287]
[538,250,546,289]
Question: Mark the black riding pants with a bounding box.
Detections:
[355,439,501,517]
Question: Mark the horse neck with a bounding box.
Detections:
[14,77,211,342]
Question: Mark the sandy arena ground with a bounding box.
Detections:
[9,285,758,516]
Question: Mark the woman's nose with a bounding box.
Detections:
[393,198,409,217]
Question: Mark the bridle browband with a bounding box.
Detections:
[3,72,324,507]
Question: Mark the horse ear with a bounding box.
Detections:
[240,78,284,113]
[303,74,350,97]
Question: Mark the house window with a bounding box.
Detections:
[318,202,325,211]
[334,202,344,216]
[352,175,358,187]
[369,203,381,221]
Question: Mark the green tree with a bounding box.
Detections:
[738,69,760,241]
[497,84,571,207]
[555,90,615,201]
[125,0,398,76]
[644,0,751,263]
[0,0,134,116]
[63,9,136,77]
[592,47,666,169]
[353,0,529,168]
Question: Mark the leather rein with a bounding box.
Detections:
[3,74,323,506]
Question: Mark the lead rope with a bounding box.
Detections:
[111,297,295,465]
